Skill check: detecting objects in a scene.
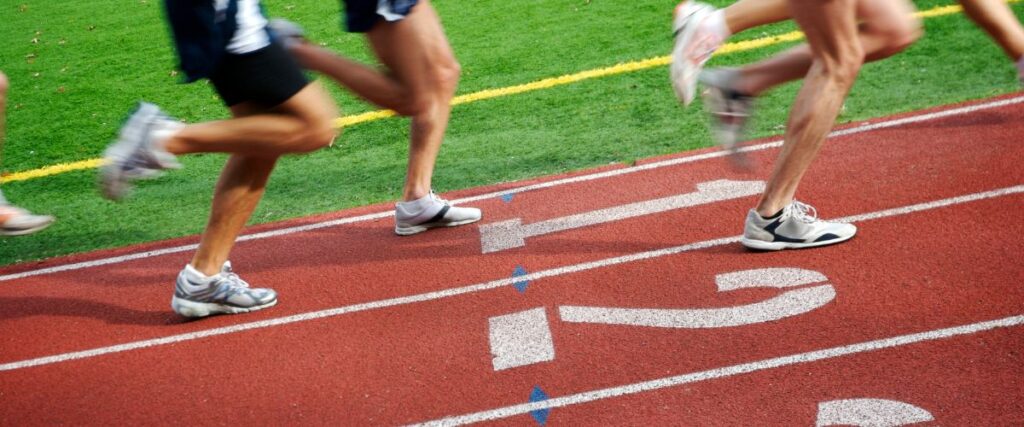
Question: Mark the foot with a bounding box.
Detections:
[100,102,182,201]
[700,68,754,167]
[740,201,856,250]
[394,191,482,236]
[171,262,278,318]
[0,204,54,236]
[670,1,721,106]
[268,18,306,49]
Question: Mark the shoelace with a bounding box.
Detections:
[429,190,452,207]
[217,266,253,295]
[788,200,819,224]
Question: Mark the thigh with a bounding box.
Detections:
[365,0,457,91]
[266,81,338,130]
[787,0,861,60]
[857,0,918,31]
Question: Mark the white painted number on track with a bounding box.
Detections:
[816,398,935,426]
[489,308,556,371]
[478,180,765,253]
[560,268,834,328]
[488,268,833,370]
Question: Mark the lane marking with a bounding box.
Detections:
[413,314,1024,426]
[500,268,834,370]
[4,95,1023,282]
[817,399,934,427]
[479,180,764,253]
[1,185,1020,372]
[560,268,834,328]
[0,1,999,185]
[489,308,555,371]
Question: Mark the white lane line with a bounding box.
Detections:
[3,95,1022,283]
[1,184,1020,373]
[479,180,764,253]
[413,314,1024,426]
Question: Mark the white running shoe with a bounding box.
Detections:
[100,102,182,201]
[394,191,481,236]
[740,201,857,250]
[171,262,278,318]
[0,204,54,236]
[700,68,754,167]
[671,1,722,106]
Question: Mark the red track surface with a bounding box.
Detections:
[1,95,1023,425]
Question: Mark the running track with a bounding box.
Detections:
[1,94,1022,425]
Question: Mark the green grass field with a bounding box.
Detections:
[0,0,1021,265]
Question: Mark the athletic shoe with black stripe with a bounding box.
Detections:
[740,201,856,250]
[394,191,481,236]
[171,261,278,318]
[100,102,182,201]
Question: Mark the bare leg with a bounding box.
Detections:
[756,0,865,216]
[0,72,7,152]
[288,45,411,113]
[286,1,459,201]
[734,0,920,96]
[189,153,277,275]
[722,0,791,35]
[366,1,460,201]
[162,82,339,157]
[959,0,1024,66]
[187,84,338,276]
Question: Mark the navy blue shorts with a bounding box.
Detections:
[164,0,308,107]
[209,41,309,108]
[343,0,419,33]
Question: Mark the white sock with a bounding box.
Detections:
[704,9,731,40]
[151,121,184,152]
[181,264,216,288]
[398,193,435,209]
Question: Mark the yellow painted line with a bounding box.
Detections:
[2,159,105,183]
[0,2,999,184]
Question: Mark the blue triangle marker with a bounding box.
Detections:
[529,386,550,425]
[501,193,515,203]
[512,265,529,293]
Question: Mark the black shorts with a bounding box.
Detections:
[343,0,419,33]
[209,41,309,108]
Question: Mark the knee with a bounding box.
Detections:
[393,59,461,117]
[882,15,922,57]
[822,45,864,89]
[437,58,461,94]
[292,116,339,153]
[892,15,922,53]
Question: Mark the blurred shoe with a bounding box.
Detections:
[741,201,856,250]
[268,18,306,49]
[100,102,182,201]
[0,204,54,236]
[172,261,278,318]
[395,191,481,235]
[671,1,721,106]
[700,68,754,168]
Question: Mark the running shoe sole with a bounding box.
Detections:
[171,296,279,318]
